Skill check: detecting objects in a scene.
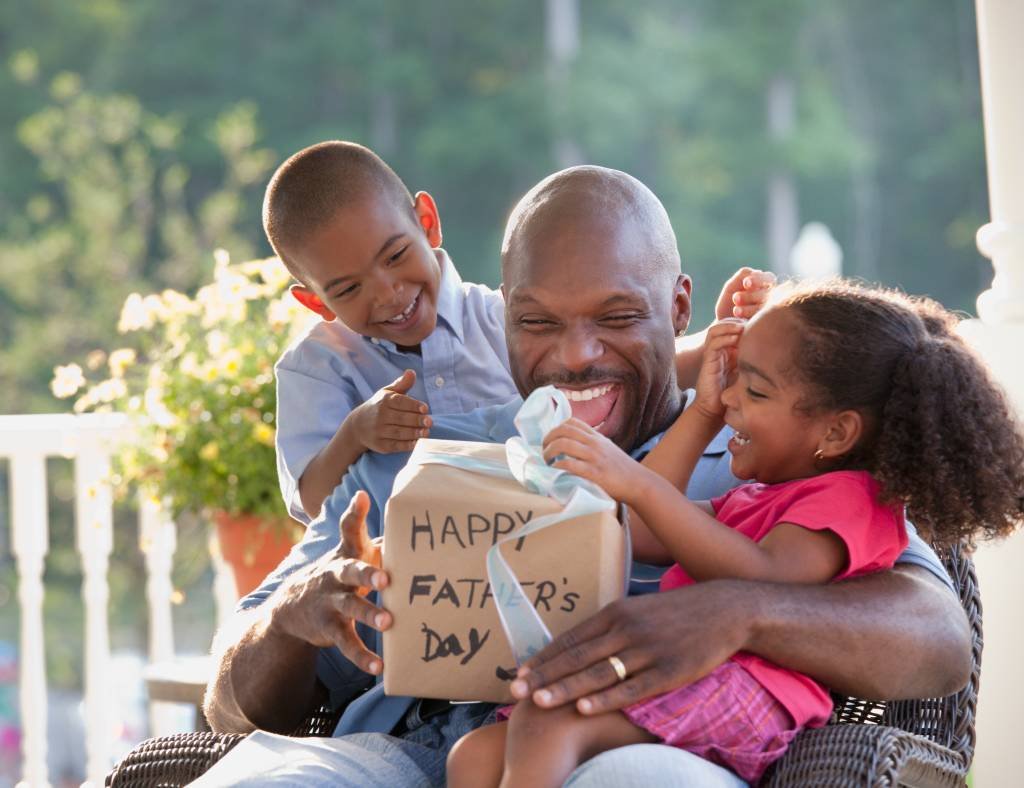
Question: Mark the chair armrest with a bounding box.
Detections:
[105,731,246,788]
[763,723,968,788]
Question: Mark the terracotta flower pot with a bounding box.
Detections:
[212,511,301,598]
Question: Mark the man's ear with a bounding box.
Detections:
[671,274,693,337]
[818,410,863,460]
[290,284,336,321]
[414,191,443,248]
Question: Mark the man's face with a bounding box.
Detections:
[503,217,691,451]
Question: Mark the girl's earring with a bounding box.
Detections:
[813,448,825,462]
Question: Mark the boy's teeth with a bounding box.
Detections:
[386,296,417,323]
[563,384,612,401]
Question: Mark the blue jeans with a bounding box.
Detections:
[189,705,747,787]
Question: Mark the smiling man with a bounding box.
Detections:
[201,167,969,788]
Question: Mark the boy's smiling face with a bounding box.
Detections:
[288,190,444,348]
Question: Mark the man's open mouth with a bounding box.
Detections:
[381,291,421,329]
[556,383,620,430]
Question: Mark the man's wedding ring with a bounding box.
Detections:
[608,655,628,681]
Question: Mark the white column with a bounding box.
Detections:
[10,451,51,788]
[139,492,179,736]
[961,2,1024,784]
[75,447,114,787]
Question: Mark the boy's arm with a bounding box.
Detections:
[297,415,370,520]
[674,267,774,389]
[297,370,430,520]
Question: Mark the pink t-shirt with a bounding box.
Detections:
[659,470,907,728]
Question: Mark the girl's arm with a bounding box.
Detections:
[545,420,846,584]
[631,320,739,562]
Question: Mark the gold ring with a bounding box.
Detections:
[607,655,628,681]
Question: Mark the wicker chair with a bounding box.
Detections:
[107,544,981,787]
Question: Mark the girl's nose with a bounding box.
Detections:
[720,380,739,409]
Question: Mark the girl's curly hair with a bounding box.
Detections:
[777,279,1024,546]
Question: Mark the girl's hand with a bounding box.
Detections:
[693,320,743,421]
[542,418,646,503]
[715,267,775,321]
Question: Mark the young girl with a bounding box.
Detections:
[446,280,1024,787]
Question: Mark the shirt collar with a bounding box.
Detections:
[432,249,465,344]
[364,249,465,354]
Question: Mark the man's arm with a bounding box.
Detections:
[203,492,392,733]
[510,564,971,714]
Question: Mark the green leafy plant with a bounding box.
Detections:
[53,251,314,520]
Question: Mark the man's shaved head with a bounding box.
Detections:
[263,140,414,279]
[501,165,681,283]
[500,165,691,451]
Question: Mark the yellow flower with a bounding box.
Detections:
[199,441,220,461]
[51,363,86,398]
[220,349,242,377]
[93,377,127,403]
[160,289,197,317]
[206,330,228,356]
[108,348,137,378]
[257,258,292,292]
[118,293,153,332]
[252,422,275,447]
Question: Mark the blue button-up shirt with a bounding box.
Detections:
[275,250,516,521]
[242,395,951,740]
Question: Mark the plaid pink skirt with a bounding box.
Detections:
[622,660,800,783]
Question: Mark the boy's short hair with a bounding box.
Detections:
[262,141,414,279]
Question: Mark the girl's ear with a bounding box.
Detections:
[818,410,863,460]
[290,284,337,321]
[413,191,443,248]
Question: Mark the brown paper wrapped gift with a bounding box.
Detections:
[381,438,627,703]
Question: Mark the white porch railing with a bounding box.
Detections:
[0,414,181,788]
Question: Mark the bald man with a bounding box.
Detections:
[201,167,968,787]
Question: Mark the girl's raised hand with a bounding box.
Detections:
[542,418,644,504]
[693,320,743,421]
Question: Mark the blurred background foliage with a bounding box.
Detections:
[0,0,992,692]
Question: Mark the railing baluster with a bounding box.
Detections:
[75,445,114,787]
[139,492,178,736]
[11,450,51,788]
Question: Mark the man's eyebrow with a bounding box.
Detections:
[599,293,647,308]
[738,360,777,388]
[508,291,647,308]
[322,234,405,292]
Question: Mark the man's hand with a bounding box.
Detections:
[510,582,751,715]
[715,267,775,321]
[352,370,431,454]
[267,490,392,675]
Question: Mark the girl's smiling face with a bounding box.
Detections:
[720,307,836,484]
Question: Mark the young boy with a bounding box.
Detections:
[263,141,773,521]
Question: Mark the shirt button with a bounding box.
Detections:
[370,338,380,345]
[434,375,445,388]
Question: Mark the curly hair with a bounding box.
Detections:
[777,279,1024,546]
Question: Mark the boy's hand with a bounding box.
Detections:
[693,321,743,421]
[353,370,431,453]
[716,267,775,321]
[542,418,646,504]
